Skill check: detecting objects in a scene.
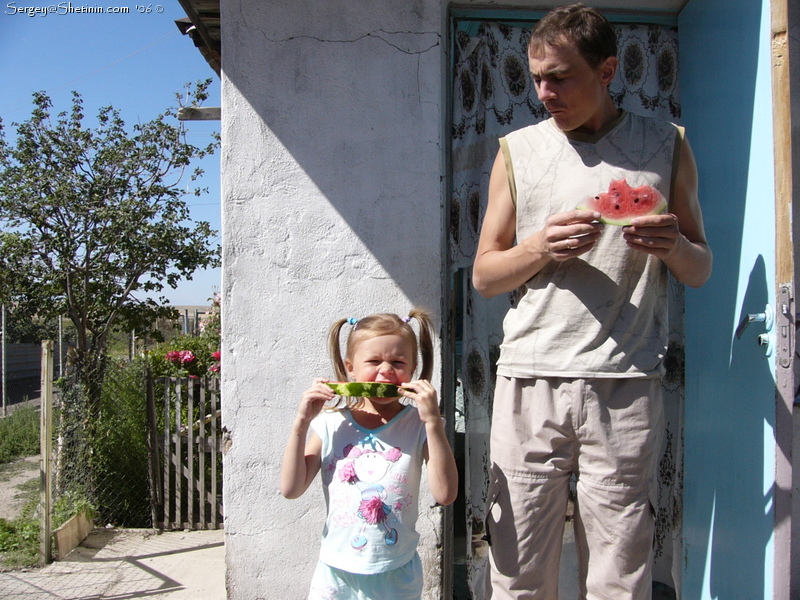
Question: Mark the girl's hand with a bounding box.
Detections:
[399,379,441,424]
[282,379,327,499]
[402,379,459,506]
[297,378,335,423]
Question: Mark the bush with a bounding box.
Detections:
[0,406,40,465]
[52,489,97,530]
[55,358,153,528]
[148,294,221,379]
[91,358,152,526]
[150,335,220,378]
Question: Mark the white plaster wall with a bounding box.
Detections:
[220,1,447,598]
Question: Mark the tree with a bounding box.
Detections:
[0,80,220,406]
[2,304,62,345]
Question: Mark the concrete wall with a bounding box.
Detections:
[217,1,705,597]
[220,1,447,597]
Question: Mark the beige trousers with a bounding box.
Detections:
[487,376,664,600]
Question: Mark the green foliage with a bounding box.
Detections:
[91,358,151,526]
[52,489,97,530]
[0,516,39,566]
[0,406,40,465]
[0,484,40,569]
[56,358,153,527]
[1,306,66,345]
[0,80,221,412]
[148,293,221,378]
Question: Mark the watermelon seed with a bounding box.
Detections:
[615,204,620,210]
[634,197,639,203]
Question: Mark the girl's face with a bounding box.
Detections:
[345,334,416,390]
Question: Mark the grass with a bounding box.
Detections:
[0,478,40,570]
[0,463,97,571]
[0,406,41,569]
[0,406,40,465]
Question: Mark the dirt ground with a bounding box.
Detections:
[0,455,39,522]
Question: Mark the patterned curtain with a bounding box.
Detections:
[449,20,683,598]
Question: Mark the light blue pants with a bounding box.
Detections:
[308,553,423,600]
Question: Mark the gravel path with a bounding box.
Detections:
[0,455,39,522]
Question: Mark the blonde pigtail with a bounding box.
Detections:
[408,308,434,381]
[327,318,350,382]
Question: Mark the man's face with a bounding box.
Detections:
[529,37,617,134]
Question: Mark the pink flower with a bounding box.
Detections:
[211,350,221,361]
[165,350,197,365]
[209,364,220,373]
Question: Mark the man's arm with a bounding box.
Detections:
[623,136,712,288]
[472,148,604,298]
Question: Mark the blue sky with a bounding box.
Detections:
[0,2,221,307]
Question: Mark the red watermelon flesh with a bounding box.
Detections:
[581,179,667,225]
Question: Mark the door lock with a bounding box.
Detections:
[757,333,774,357]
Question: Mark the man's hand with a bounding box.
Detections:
[536,209,605,261]
[622,213,682,260]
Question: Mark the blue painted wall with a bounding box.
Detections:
[679,0,777,597]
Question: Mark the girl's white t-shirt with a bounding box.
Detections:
[311,405,427,574]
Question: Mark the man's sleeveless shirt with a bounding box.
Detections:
[497,110,682,379]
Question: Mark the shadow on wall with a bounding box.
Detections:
[223,6,444,304]
[714,255,773,597]
[221,8,450,600]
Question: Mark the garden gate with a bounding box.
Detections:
[146,374,223,530]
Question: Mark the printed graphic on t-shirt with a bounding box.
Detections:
[329,433,412,550]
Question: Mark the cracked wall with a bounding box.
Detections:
[219,1,447,598]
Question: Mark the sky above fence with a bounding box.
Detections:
[0,2,221,308]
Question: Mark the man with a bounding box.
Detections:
[472,4,712,599]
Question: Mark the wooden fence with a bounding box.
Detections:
[146,374,223,530]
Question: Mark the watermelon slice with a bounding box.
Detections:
[580,178,667,226]
[326,382,406,397]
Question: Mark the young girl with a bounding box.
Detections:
[280,309,459,600]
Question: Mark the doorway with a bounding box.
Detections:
[446,9,687,598]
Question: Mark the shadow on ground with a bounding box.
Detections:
[0,528,226,599]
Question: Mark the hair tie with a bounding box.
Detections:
[347,317,359,328]
[402,316,412,323]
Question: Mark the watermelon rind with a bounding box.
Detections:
[578,197,667,226]
[326,382,404,397]
[595,209,666,227]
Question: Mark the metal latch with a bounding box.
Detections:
[736,304,774,338]
[777,286,794,369]
[736,304,774,356]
